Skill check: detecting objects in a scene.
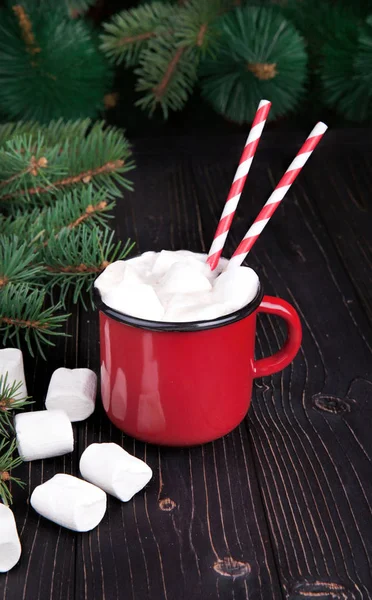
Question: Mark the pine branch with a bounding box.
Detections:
[200,5,308,123]
[0,121,134,205]
[0,439,25,506]
[0,3,112,122]
[0,373,33,439]
[41,226,135,309]
[100,3,176,66]
[0,284,69,359]
[176,0,235,53]
[0,119,91,151]
[136,35,198,116]
[65,0,96,18]
[0,235,43,288]
[0,188,115,254]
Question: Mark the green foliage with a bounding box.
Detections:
[320,10,372,121]
[101,0,235,118]
[175,0,233,53]
[65,0,96,16]
[200,6,307,123]
[136,37,198,117]
[0,373,32,438]
[0,1,112,122]
[0,119,134,207]
[42,227,134,309]
[0,283,69,358]
[0,118,135,357]
[101,2,176,67]
[0,439,25,506]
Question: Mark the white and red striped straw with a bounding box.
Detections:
[206,99,271,271]
[228,121,328,269]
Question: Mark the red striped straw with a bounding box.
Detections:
[228,121,328,269]
[206,99,272,271]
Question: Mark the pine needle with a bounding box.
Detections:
[200,6,308,123]
[0,439,25,506]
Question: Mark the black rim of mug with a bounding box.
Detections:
[93,284,264,332]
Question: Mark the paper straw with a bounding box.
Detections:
[206,100,272,271]
[228,121,328,269]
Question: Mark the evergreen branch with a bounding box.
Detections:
[42,226,135,308]
[0,121,134,204]
[0,284,69,358]
[0,4,113,122]
[0,373,33,439]
[136,36,198,116]
[12,5,41,55]
[176,0,235,53]
[200,5,308,123]
[0,235,43,288]
[0,439,25,506]
[100,3,176,66]
[153,46,186,101]
[2,159,124,201]
[1,188,114,250]
[66,0,96,18]
[0,119,91,151]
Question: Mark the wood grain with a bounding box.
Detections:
[191,136,372,598]
[1,131,372,600]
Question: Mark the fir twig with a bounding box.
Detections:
[0,374,33,438]
[0,121,134,204]
[0,439,25,506]
[136,36,198,116]
[0,284,69,358]
[42,226,135,309]
[0,235,43,288]
[100,3,176,66]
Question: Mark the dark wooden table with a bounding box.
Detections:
[1,131,372,600]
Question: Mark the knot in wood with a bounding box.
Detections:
[313,395,351,415]
[159,497,176,511]
[213,557,251,578]
[247,62,277,80]
[289,580,355,600]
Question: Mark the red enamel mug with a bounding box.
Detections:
[95,281,302,446]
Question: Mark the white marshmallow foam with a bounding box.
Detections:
[95,250,259,323]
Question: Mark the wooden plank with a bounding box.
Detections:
[190,137,372,598]
[74,147,283,600]
[0,308,80,600]
[300,148,372,328]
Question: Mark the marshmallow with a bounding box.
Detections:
[0,504,22,572]
[102,283,164,321]
[213,266,259,311]
[15,410,74,461]
[159,263,212,295]
[94,251,259,323]
[45,367,97,422]
[165,302,228,322]
[152,250,210,279]
[94,260,127,295]
[0,348,27,399]
[80,443,153,502]
[125,251,157,277]
[30,474,107,532]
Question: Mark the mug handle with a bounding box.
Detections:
[253,295,302,378]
